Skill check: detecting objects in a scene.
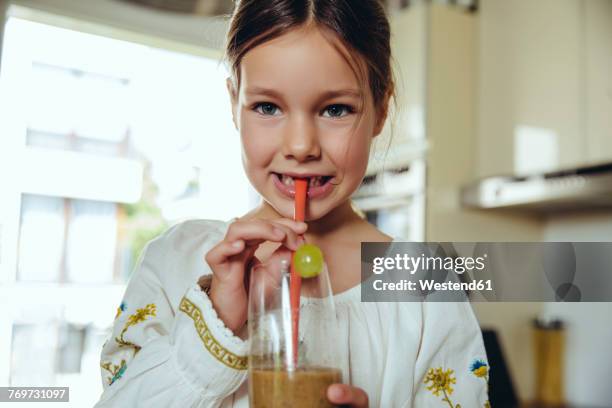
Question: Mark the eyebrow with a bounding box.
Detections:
[245,87,362,100]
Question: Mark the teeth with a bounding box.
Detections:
[309,176,323,187]
[281,174,294,186]
[279,174,328,188]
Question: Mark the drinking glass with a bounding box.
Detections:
[248,256,344,408]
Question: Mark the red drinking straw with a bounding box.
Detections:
[290,178,307,366]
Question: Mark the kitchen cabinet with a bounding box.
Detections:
[585,0,612,164]
[477,0,612,178]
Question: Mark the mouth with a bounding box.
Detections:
[271,172,335,199]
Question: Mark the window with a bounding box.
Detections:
[0,12,254,406]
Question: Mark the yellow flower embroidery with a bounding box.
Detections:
[470,359,489,378]
[101,359,127,385]
[425,367,456,396]
[103,303,157,386]
[126,303,156,326]
[115,302,126,319]
[473,366,488,378]
[424,367,461,408]
[115,303,157,354]
[470,359,491,408]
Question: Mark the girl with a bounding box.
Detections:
[95,1,489,407]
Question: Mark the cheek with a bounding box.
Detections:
[325,129,371,177]
[240,118,276,171]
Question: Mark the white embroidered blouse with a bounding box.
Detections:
[94,219,490,408]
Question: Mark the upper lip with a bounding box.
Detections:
[274,171,333,179]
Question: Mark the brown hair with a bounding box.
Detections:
[224,0,395,118]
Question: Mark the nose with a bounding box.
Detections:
[281,114,321,162]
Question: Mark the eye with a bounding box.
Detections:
[322,104,354,118]
[253,102,281,116]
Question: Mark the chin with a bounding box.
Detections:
[303,201,335,221]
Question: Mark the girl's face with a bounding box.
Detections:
[228,25,386,221]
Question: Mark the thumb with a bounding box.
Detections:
[327,384,369,407]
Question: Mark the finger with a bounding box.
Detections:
[225,219,286,244]
[270,219,308,249]
[327,384,369,408]
[270,218,308,234]
[225,219,306,250]
[205,239,245,266]
[268,222,302,250]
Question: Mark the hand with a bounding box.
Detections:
[327,384,369,408]
[204,218,307,332]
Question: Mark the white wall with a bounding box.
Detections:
[474,1,612,405]
[543,211,612,408]
[424,4,544,400]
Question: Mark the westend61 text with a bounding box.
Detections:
[373,279,493,292]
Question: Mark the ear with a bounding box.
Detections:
[373,92,391,137]
[226,77,238,130]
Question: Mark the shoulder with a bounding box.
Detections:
[353,219,394,243]
[139,219,230,299]
[150,218,230,255]
[149,218,230,273]
[161,218,229,243]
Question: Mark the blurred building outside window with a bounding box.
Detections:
[0,11,254,407]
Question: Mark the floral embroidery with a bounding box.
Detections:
[470,359,491,408]
[423,361,491,407]
[424,367,461,408]
[102,303,157,386]
[115,302,127,319]
[470,359,489,378]
[115,303,157,354]
[101,359,127,385]
[127,303,156,326]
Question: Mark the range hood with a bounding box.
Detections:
[461,162,612,212]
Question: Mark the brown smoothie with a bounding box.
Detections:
[249,366,342,408]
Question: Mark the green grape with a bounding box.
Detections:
[293,243,324,278]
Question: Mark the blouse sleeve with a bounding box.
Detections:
[411,302,490,408]
[94,222,248,408]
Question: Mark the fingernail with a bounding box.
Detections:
[232,240,243,248]
[297,236,305,246]
[329,385,344,400]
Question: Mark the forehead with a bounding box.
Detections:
[239,26,365,98]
